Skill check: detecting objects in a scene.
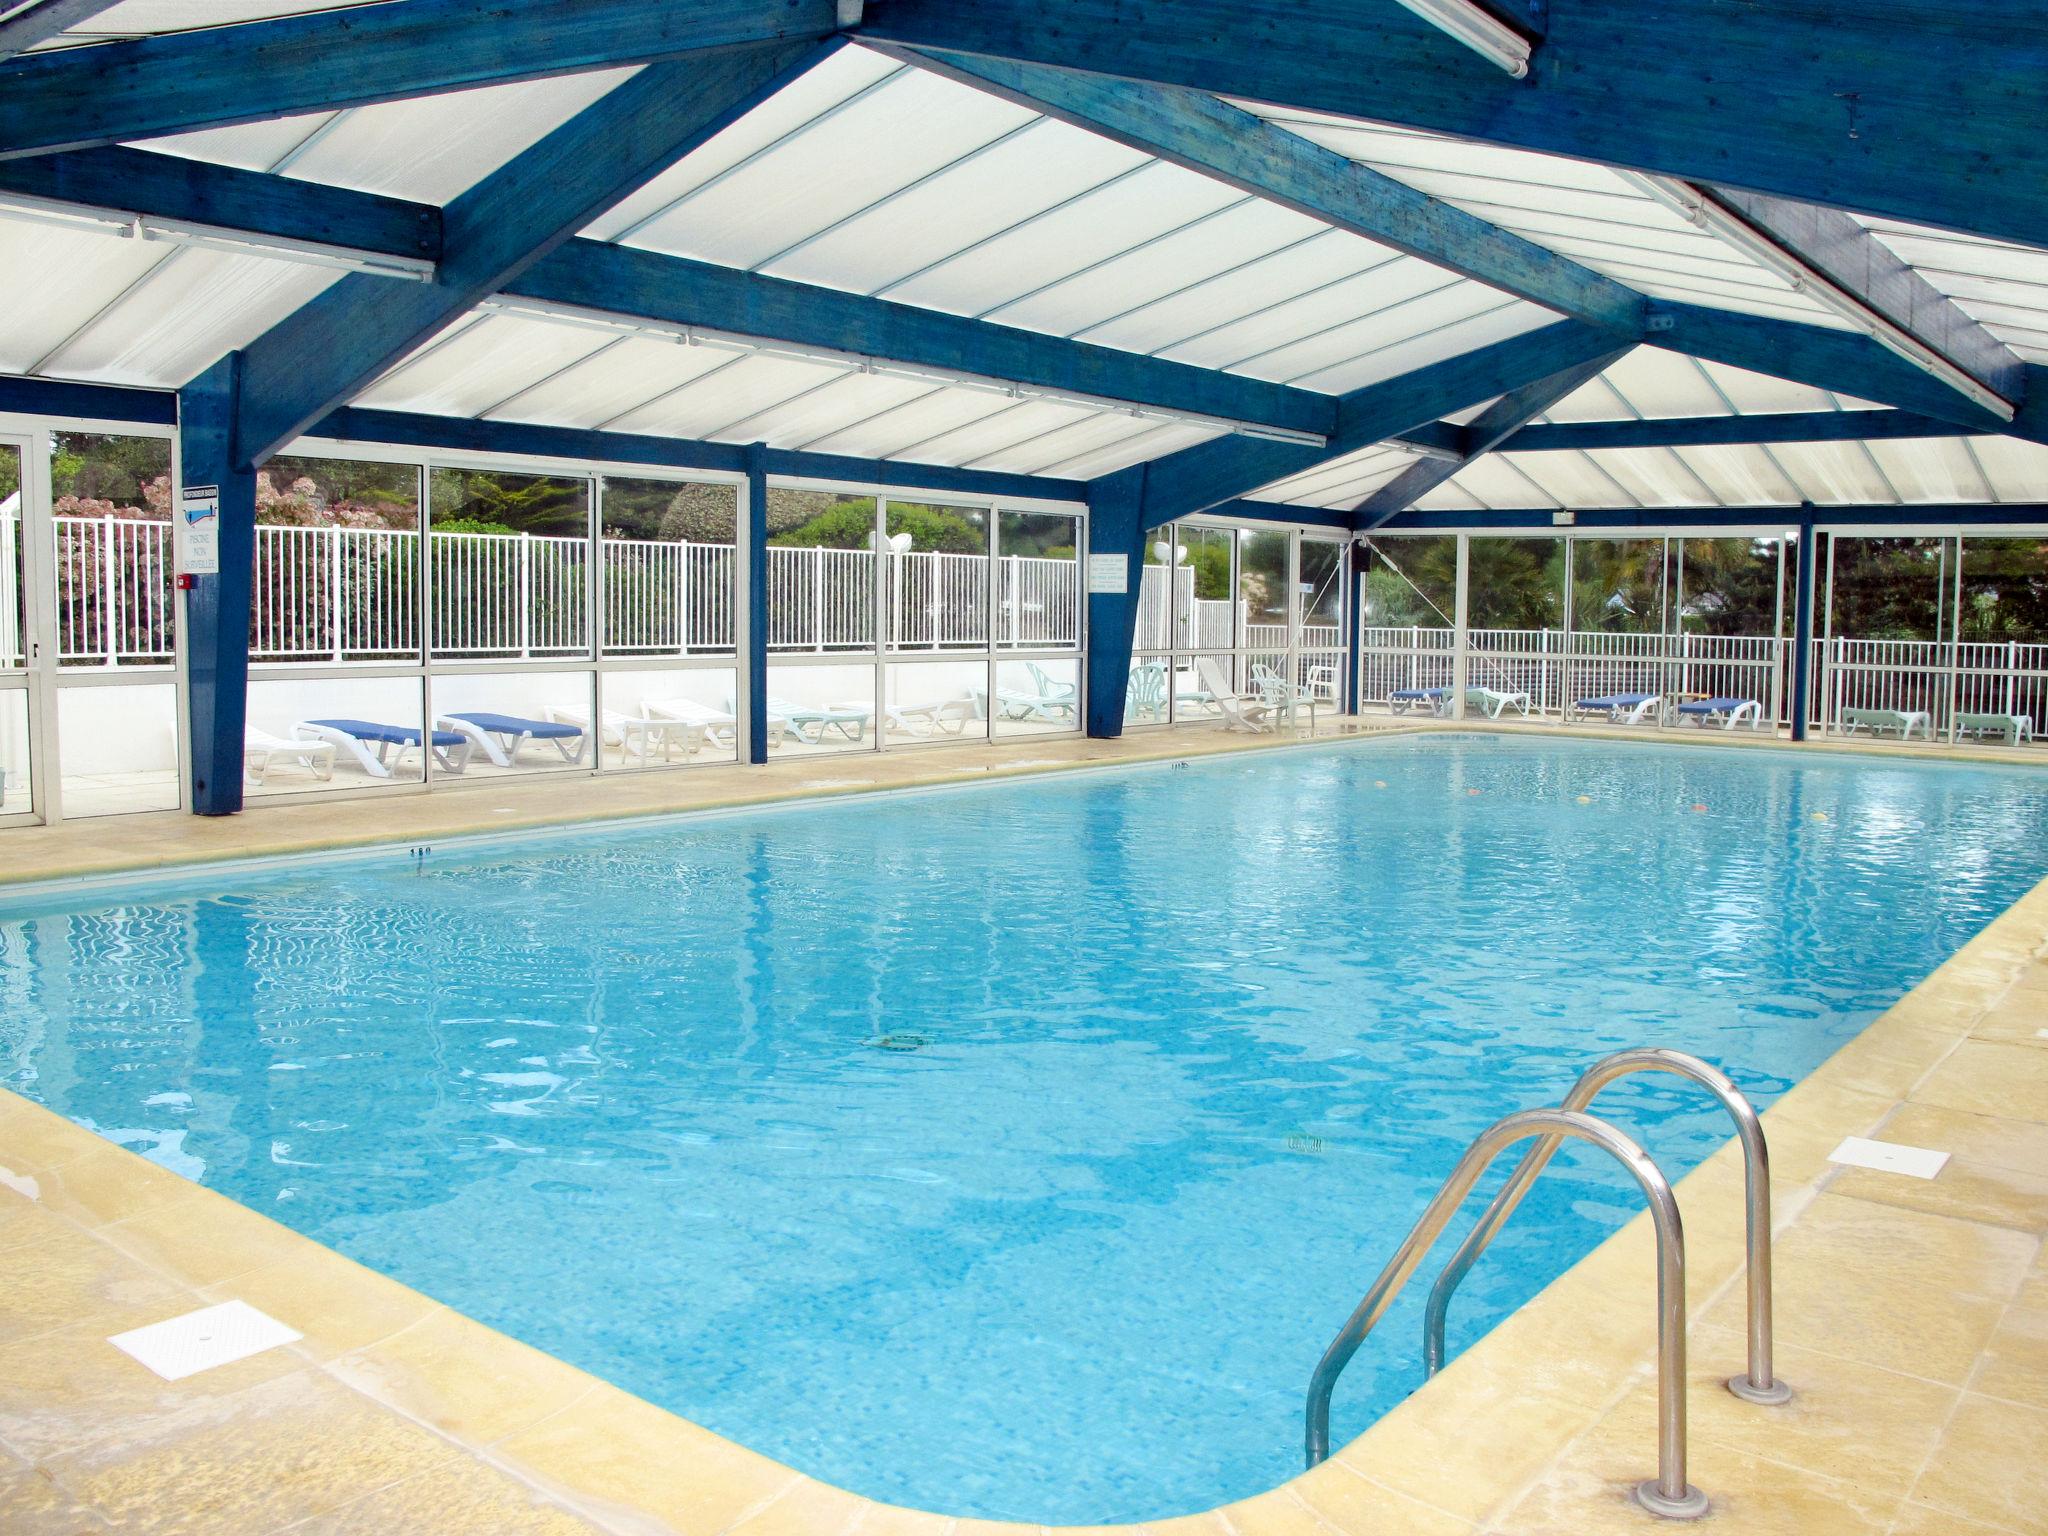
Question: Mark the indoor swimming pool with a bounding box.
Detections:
[1,734,2043,1524]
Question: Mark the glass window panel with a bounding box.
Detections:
[1676,537,1786,638]
[1173,525,1234,651]
[246,676,429,794]
[0,442,23,670]
[430,670,594,779]
[600,477,737,657]
[1238,528,1289,653]
[51,432,174,669]
[1299,539,1347,702]
[883,660,989,746]
[254,456,421,663]
[1826,535,1953,641]
[993,657,1079,736]
[1360,536,1456,629]
[765,660,875,757]
[428,467,591,660]
[1957,537,2048,645]
[0,688,29,813]
[884,499,988,653]
[597,667,740,769]
[766,490,877,653]
[1466,537,1565,631]
[58,681,178,816]
[1571,538,1667,635]
[1136,540,1176,652]
[996,511,1080,650]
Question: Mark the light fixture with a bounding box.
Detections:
[1390,0,1533,78]
[479,296,1331,448]
[0,192,436,282]
[1621,172,2017,424]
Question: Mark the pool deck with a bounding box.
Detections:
[1,717,2045,1533]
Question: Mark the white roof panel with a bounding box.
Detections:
[1668,445,1805,506]
[1294,298,1554,393]
[1969,436,2048,502]
[480,336,760,432]
[0,218,167,376]
[356,314,614,417]
[1035,422,1220,480]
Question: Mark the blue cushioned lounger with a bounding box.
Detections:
[298,719,473,777]
[441,711,587,768]
[1389,686,1449,715]
[1674,697,1763,731]
[1573,692,1661,724]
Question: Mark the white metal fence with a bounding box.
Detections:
[26,518,1080,665]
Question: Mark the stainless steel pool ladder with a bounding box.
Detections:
[1426,1047,1793,1410]
[1303,1050,1791,1522]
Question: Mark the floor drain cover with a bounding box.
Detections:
[867,1033,929,1052]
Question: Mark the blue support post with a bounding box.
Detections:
[1790,514,1817,743]
[1084,466,1147,738]
[179,355,256,815]
[744,443,770,765]
[1344,542,1364,717]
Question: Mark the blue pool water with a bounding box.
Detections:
[2,735,2044,1521]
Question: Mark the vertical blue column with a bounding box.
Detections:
[744,443,769,765]
[180,355,256,815]
[1789,513,1816,742]
[1343,541,1364,716]
[1084,467,1147,738]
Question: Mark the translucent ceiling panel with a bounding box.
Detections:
[1158,261,1465,376]
[607,354,846,440]
[1862,218,2048,289]
[1495,451,1638,509]
[1252,444,1416,507]
[142,113,340,172]
[897,165,1242,320]
[1671,445,1805,507]
[613,71,1036,272]
[590,48,905,244]
[798,388,1018,460]
[1771,441,1897,504]
[1413,479,1488,512]
[1694,359,1855,414]
[355,315,614,417]
[981,199,1343,341]
[879,399,1097,466]
[966,411,1160,475]
[1864,438,1999,504]
[47,249,339,385]
[762,120,1148,295]
[1589,447,1718,507]
[1970,435,2048,501]
[1074,232,1397,354]
[1295,298,1552,393]
[482,335,760,431]
[1593,349,1739,419]
[56,0,367,37]
[277,71,641,203]
[1036,422,1217,480]
[1445,454,1556,509]
[0,221,166,374]
[729,373,940,451]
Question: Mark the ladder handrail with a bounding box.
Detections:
[1422,1047,1789,1406]
[1304,1107,1706,1518]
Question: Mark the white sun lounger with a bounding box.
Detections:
[1462,686,1533,719]
[645,697,770,750]
[244,728,335,786]
[543,705,701,766]
[1954,712,2033,743]
[1195,656,1274,733]
[1839,706,1934,740]
[884,694,983,737]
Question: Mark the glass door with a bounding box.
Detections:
[0,434,46,824]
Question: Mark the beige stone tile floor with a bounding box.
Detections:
[1,715,2045,1533]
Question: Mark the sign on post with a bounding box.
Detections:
[1086,552,1127,595]
[178,484,220,577]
